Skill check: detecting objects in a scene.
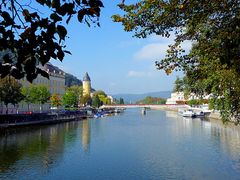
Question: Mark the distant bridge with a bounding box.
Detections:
[101,104,186,109]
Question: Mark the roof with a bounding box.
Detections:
[43,63,65,75]
[83,72,91,81]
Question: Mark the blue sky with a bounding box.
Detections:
[51,1,189,95]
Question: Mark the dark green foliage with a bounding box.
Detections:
[65,73,82,87]
[0,0,103,82]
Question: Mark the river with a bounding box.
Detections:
[0,109,240,180]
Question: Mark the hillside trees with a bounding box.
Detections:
[0,0,103,82]
[113,0,240,123]
[65,73,82,87]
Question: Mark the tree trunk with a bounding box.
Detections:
[5,104,8,114]
[40,103,42,113]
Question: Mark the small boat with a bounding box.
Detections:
[178,109,195,117]
[141,107,146,115]
[195,111,205,117]
[94,112,105,118]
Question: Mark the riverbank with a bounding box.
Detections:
[151,105,222,121]
[0,112,88,128]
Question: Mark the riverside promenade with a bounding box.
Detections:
[0,111,88,128]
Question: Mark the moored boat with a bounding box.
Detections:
[178,109,195,117]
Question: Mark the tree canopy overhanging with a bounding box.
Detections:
[113,0,240,123]
[0,0,103,82]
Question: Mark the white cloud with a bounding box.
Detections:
[128,71,148,77]
[127,69,160,78]
[119,39,142,48]
[133,40,192,61]
[133,43,169,61]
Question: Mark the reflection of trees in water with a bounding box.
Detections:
[210,123,240,160]
[0,122,80,174]
[170,116,240,165]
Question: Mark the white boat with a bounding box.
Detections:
[141,108,146,115]
[178,109,195,117]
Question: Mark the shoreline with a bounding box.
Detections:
[150,105,240,127]
[0,113,88,129]
[150,105,226,121]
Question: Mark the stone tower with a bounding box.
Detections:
[83,72,91,97]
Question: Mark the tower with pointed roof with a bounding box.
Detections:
[83,72,91,97]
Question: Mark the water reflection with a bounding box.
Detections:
[0,121,84,175]
[0,110,239,179]
[82,120,90,151]
[167,111,240,169]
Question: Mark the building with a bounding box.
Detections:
[166,91,211,105]
[82,72,91,97]
[19,63,65,112]
[166,92,185,104]
[0,63,66,114]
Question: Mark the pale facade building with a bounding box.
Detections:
[166,92,185,104]
[166,92,211,105]
[0,63,66,114]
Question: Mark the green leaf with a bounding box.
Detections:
[50,13,62,22]
[57,25,67,40]
[64,50,72,55]
[78,10,85,22]
[36,0,45,5]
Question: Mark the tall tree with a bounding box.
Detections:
[21,85,35,111]
[173,76,184,93]
[113,1,240,123]
[31,85,50,113]
[0,0,103,81]
[0,76,23,114]
[92,95,101,108]
[80,94,92,106]
[68,85,83,106]
[62,90,78,108]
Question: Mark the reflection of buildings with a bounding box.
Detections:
[165,111,178,118]
[82,120,90,151]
